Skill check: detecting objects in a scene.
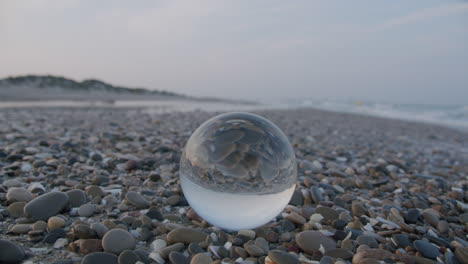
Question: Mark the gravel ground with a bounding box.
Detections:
[0,107,467,264]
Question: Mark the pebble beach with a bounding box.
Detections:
[0,107,467,264]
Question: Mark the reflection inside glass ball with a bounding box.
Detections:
[180,112,297,230]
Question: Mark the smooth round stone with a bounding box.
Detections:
[437,220,449,233]
[102,229,136,255]
[78,204,96,217]
[166,195,181,206]
[392,234,411,248]
[188,243,204,255]
[325,248,353,259]
[73,224,96,239]
[460,213,468,224]
[167,228,208,244]
[65,189,87,207]
[311,186,323,204]
[315,207,339,221]
[405,208,420,223]
[455,247,468,264]
[9,224,31,234]
[422,211,439,227]
[268,250,300,264]
[414,240,440,259]
[48,216,66,230]
[190,253,212,264]
[160,243,184,258]
[351,202,367,217]
[7,187,33,203]
[91,223,109,239]
[356,235,378,248]
[118,250,140,264]
[24,192,69,221]
[352,248,395,264]
[125,191,149,209]
[44,228,66,243]
[32,221,47,232]
[7,202,26,218]
[133,249,151,264]
[82,252,118,264]
[296,231,336,254]
[319,256,333,264]
[78,239,103,255]
[0,239,25,263]
[169,251,189,264]
[86,186,105,198]
[244,244,264,257]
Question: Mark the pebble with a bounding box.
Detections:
[166,195,181,206]
[244,244,265,257]
[169,251,189,264]
[268,250,300,264]
[392,234,411,248]
[0,239,26,263]
[48,216,66,230]
[118,250,140,264]
[190,253,211,264]
[32,220,47,232]
[73,224,96,239]
[82,252,118,264]
[352,202,367,217]
[160,243,184,258]
[53,238,68,249]
[125,191,150,209]
[24,192,69,221]
[288,190,304,206]
[413,240,440,259]
[6,187,33,203]
[65,189,87,207]
[78,204,96,217]
[44,228,67,243]
[238,229,256,240]
[326,248,354,259]
[7,202,26,218]
[9,224,31,234]
[356,235,378,248]
[406,208,420,223]
[311,186,323,204]
[295,231,336,254]
[286,212,306,225]
[315,206,339,221]
[455,247,468,264]
[437,220,449,233]
[102,229,136,255]
[422,211,439,227]
[78,239,103,255]
[150,239,167,252]
[167,228,208,244]
[352,248,394,264]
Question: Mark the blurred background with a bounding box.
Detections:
[1,0,467,129]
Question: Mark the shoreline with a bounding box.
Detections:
[0,107,467,263]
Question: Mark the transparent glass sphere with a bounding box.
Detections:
[180,112,297,230]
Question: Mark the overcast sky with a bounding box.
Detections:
[1,0,467,104]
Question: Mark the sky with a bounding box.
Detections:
[1,0,467,104]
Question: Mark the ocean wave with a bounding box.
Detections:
[281,99,468,131]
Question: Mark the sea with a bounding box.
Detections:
[0,99,467,132]
[277,98,468,132]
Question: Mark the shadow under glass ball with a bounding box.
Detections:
[180,112,297,230]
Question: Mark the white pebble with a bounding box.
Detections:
[149,252,165,264]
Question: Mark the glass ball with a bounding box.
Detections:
[180,112,297,230]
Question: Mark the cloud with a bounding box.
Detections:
[375,3,468,31]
